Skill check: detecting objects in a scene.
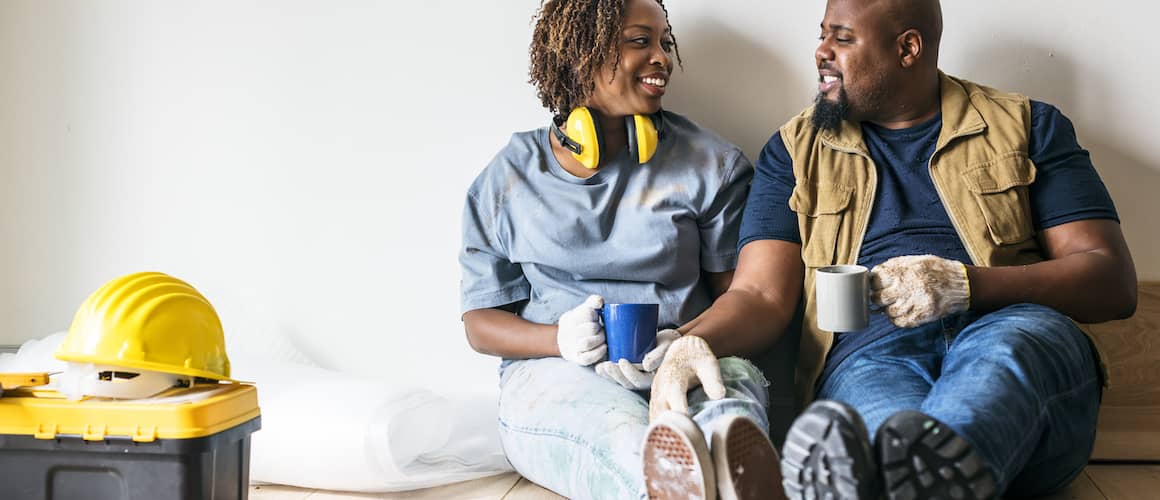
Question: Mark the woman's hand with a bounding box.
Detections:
[556,295,608,366]
[595,329,681,390]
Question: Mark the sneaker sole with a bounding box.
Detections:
[876,411,997,500]
[712,415,786,500]
[780,400,878,500]
[643,412,716,500]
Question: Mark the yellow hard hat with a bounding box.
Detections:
[56,271,238,382]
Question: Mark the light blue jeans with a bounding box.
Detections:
[817,304,1102,498]
[497,357,771,500]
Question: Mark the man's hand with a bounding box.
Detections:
[556,295,607,366]
[870,254,970,328]
[648,335,726,422]
[595,329,681,390]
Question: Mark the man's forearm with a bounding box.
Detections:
[680,287,797,358]
[967,249,1136,323]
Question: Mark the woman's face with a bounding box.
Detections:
[587,0,674,117]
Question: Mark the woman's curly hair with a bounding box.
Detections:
[528,0,681,123]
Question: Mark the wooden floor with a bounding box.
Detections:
[249,464,1160,499]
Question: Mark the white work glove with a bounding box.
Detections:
[595,328,681,390]
[648,335,726,422]
[556,295,607,366]
[870,254,970,328]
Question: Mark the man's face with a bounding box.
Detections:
[813,0,898,129]
[588,0,675,117]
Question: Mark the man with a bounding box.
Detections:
[647,0,1137,498]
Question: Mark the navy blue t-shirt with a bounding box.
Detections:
[739,101,1119,382]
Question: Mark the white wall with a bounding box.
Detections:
[2,1,1157,395]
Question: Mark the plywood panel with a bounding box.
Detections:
[374,473,523,500]
[1033,470,1107,500]
[1085,465,1160,500]
[503,477,567,500]
[247,473,522,500]
[248,484,315,500]
[1087,282,1160,460]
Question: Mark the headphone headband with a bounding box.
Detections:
[552,124,583,155]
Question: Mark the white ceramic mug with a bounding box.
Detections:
[816,265,870,332]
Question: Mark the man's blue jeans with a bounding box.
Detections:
[817,303,1102,497]
[497,357,770,500]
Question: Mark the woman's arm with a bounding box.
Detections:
[463,304,561,359]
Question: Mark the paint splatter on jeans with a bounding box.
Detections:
[497,356,770,500]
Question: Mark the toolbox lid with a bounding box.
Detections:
[0,383,259,442]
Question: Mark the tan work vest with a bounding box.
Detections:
[780,72,1100,406]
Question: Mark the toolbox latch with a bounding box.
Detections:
[133,425,159,442]
[34,423,58,440]
[82,424,107,441]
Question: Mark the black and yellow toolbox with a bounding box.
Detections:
[0,380,260,500]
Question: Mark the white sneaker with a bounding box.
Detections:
[642,411,716,500]
[711,415,787,500]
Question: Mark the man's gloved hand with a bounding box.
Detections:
[648,335,726,422]
[557,295,607,366]
[870,254,970,328]
[595,328,681,390]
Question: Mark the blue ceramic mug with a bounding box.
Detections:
[601,303,659,364]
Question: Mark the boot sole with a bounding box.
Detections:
[780,400,879,500]
[876,411,997,500]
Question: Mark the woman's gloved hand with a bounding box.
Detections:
[648,335,726,422]
[870,254,970,328]
[556,295,607,366]
[595,328,681,390]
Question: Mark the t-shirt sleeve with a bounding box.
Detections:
[459,189,530,315]
[1028,100,1119,229]
[697,149,754,273]
[739,131,801,248]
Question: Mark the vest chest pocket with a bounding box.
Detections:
[962,153,1038,245]
[789,184,853,268]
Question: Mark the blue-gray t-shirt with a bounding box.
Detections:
[460,111,753,344]
[739,101,1119,382]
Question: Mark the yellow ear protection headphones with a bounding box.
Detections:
[551,107,664,169]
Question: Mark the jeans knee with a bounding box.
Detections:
[718,357,770,388]
[968,305,1093,364]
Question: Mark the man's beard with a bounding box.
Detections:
[812,88,849,131]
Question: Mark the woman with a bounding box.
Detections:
[459,1,782,498]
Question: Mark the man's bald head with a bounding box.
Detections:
[881,0,943,60]
[812,0,945,129]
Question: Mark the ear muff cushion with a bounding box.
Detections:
[632,114,660,164]
[565,107,603,169]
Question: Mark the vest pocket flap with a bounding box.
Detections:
[962,153,1037,194]
[789,184,852,268]
[961,153,1037,245]
[788,184,853,216]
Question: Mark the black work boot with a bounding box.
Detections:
[780,400,880,500]
[876,411,998,500]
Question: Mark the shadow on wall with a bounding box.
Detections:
[663,18,802,158]
[961,39,1160,279]
[1082,142,1160,277]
